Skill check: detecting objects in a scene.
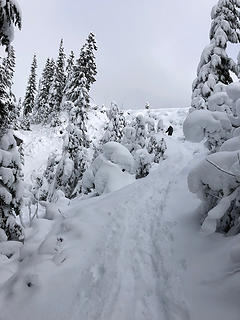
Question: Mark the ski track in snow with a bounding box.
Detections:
[66,138,192,320]
[1,110,202,320]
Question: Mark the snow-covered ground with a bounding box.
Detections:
[1,108,240,320]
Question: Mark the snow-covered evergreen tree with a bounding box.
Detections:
[23,54,37,123]
[122,126,136,153]
[65,43,95,147]
[51,104,90,198]
[135,149,152,179]
[157,118,164,132]
[1,45,17,127]
[0,0,24,241]
[48,39,66,125]
[66,50,75,80]
[146,117,155,137]
[134,114,147,149]
[0,0,21,48]
[192,0,240,110]
[78,32,97,91]
[101,103,126,144]
[148,136,167,163]
[34,58,55,124]
[0,131,24,241]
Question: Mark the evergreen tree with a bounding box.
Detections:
[65,65,90,147]
[1,45,16,127]
[0,0,21,48]
[66,50,75,80]
[0,0,23,241]
[23,54,37,118]
[135,149,152,179]
[192,0,240,110]
[0,130,24,240]
[50,103,90,199]
[78,32,97,91]
[147,136,167,163]
[134,114,147,149]
[48,39,66,124]
[100,103,126,144]
[34,58,55,123]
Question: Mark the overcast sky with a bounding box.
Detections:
[11,0,236,109]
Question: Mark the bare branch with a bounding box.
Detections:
[206,158,236,178]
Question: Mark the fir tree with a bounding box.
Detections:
[0,0,21,48]
[78,32,97,91]
[50,103,90,199]
[23,54,37,118]
[66,50,75,80]
[1,45,16,127]
[192,0,240,110]
[48,39,66,124]
[134,114,147,149]
[34,58,55,123]
[0,0,23,241]
[101,103,125,144]
[65,65,90,147]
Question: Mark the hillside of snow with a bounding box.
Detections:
[1,108,240,320]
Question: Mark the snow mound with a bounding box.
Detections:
[83,142,135,195]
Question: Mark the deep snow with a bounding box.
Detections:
[1,108,240,320]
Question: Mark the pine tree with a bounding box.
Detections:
[66,50,75,80]
[48,39,66,124]
[34,58,55,123]
[134,114,147,149]
[23,54,37,119]
[0,0,23,241]
[78,32,97,91]
[135,149,152,179]
[65,64,91,147]
[101,103,125,144]
[192,0,240,110]
[1,45,16,127]
[50,103,90,199]
[0,0,21,48]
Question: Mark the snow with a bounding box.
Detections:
[83,142,135,195]
[1,107,240,319]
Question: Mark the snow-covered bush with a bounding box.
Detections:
[135,148,152,179]
[122,126,136,153]
[31,152,61,202]
[157,119,164,132]
[50,117,90,199]
[183,108,232,151]
[82,142,135,195]
[145,117,155,137]
[148,135,167,163]
[188,151,240,235]
[100,103,126,144]
[133,114,147,149]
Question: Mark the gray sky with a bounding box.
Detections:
[11,0,235,109]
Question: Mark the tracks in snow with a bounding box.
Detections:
[70,149,191,320]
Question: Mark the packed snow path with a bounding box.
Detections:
[2,109,240,319]
[67,140,191,320]
[0,134,195,320]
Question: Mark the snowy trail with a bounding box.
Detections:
[0,134,197,320]
[57,137,193,320]
[2,110,240,319]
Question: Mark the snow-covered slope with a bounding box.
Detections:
[1,108,240,320]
